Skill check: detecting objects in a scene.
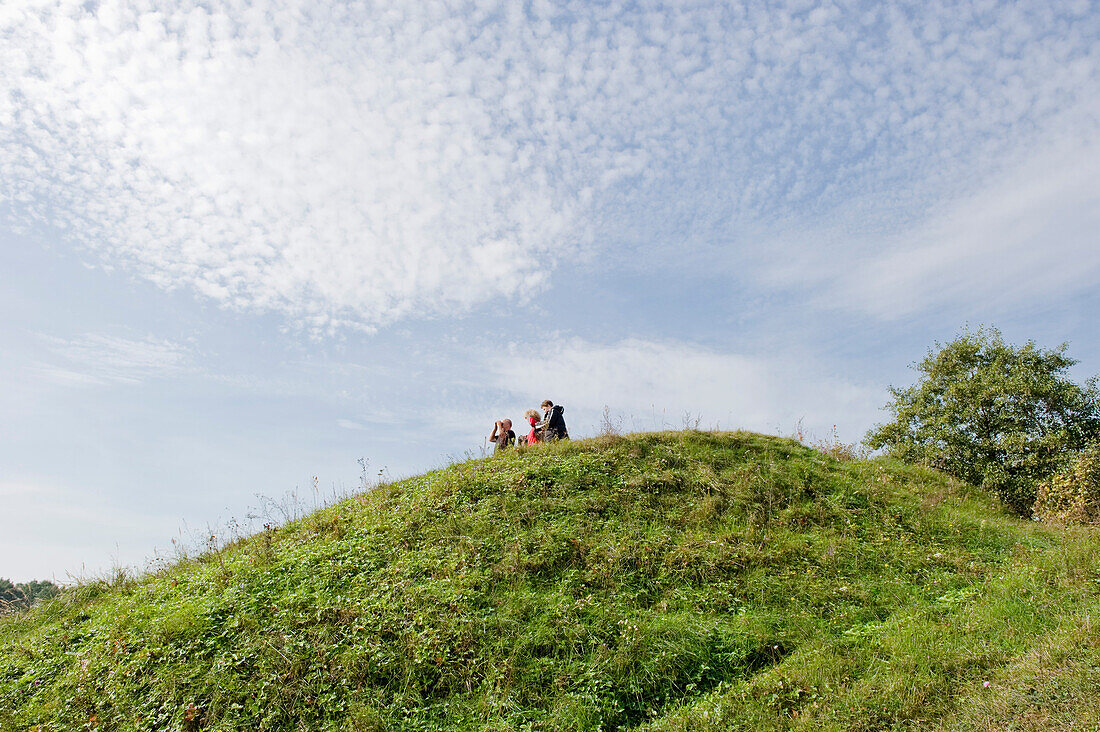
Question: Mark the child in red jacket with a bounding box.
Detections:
[524,409,541,445]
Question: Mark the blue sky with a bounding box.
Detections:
[2,0,1098,582]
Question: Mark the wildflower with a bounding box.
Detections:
[983,681,991,688]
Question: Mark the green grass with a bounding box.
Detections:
[2,431,1099,730]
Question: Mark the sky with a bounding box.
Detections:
[2,0,1098,583]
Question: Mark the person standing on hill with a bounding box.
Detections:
[490,419,516,452]
[524,409,542,445]
[537,400,569,441]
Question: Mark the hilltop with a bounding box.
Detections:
[2,431,1099,730]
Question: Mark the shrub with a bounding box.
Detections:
[1034,445,1100,525]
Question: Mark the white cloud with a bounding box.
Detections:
[487,338,883,444]
[829,141,1100,319]
[0,0,697,329]
[336,418,365,431]
[2,1,1096,330]
[35,332,191,385]
[0,480,53,498]
[749,138,1100,320]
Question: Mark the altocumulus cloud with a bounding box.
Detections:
[2,1,1097,330]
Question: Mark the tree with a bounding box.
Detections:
[865,326,1100,514]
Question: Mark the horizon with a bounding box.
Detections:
[2,0,1098,583]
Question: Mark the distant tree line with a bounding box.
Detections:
[0,578,60,614]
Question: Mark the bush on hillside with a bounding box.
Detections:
[1034,444,1100,525]
[865,326,1100,514]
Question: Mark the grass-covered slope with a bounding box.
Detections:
[3,431,1100,731]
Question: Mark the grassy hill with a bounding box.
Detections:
[3,431,1100,731]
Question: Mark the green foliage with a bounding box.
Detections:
[0,579,60,615]
[1034,443,1100,525]
[865,326,1100,514]
[2,432,1100,730]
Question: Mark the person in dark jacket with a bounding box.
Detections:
[537,400,569,441]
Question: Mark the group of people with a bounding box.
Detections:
[490,400,569,452]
